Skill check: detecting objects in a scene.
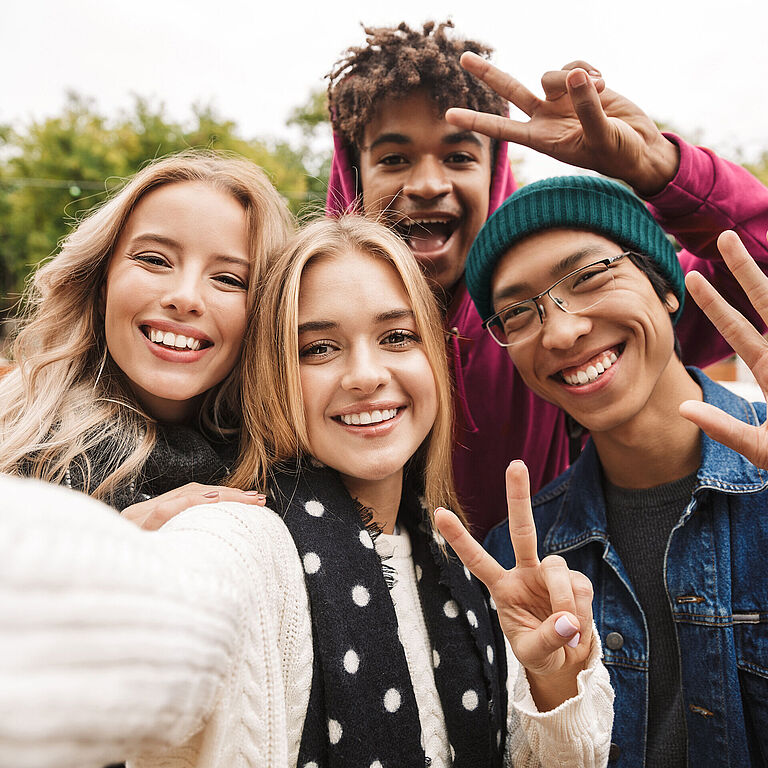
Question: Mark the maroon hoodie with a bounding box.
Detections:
[327,131,768,539]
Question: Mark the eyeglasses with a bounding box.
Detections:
[483,252,632,347]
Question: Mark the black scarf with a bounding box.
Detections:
[271,464,507,768]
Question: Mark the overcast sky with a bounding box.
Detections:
[2,0,767,181]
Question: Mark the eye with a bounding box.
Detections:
[214,274,248,290]
[446,152,476,164]
[379,154,408,167]
[131,252,169,268]
[299,340,339,361]
[570,265,612,292]
[381,329,420,348]
[500,303,536,331]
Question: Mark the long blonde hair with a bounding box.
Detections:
[229,215,465,527]
[0,150,293,501]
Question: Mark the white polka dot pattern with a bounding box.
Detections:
[383,688,401,713]
[443,600,459,618]
[303,552,321,575]
[463,565,472,580]
[415,564,422,581]
[462,689,479,711]
[305,500,325,517]
[488,595,497,610]
[466,610,478,628]
[432,649,440,668]
[487,645,494,664]
[352,585,370,607]
[328,718,342,744]
[343,649,360,674]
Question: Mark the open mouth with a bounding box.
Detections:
[395,217,460,254]
[141,325,212,352]
[558,344,625,386]
[334,407,401,426]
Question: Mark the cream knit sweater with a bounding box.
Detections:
[0,476,613,768]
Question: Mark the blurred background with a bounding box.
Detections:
[1,0,766,394]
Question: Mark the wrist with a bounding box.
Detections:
[629,135,681,197]
[526,660,586,711]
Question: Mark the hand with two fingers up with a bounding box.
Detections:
[680,230,768,469]
[436,460,594,711]
[445,52,680,197]
[122,482,267,531]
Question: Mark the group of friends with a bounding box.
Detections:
[1,20,767,768]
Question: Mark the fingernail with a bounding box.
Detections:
[244,491,265,498]
[203,491,219,499]
[555,615,579,638]
[569,70,587,87]
[509,459,524,467]
[587,69,601,77]
[567,632,581,648]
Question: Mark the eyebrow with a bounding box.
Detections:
[297,308,415,335]
[492,246,611,304]
[368,130,485,152]
[127,233,249,270]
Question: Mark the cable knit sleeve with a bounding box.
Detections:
[505,629,614,768]
[0,475,312,768]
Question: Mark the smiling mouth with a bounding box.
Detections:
[558,344,624,386]
[141,325,212,352]
[334,408,400,426]
[395,218,459,254]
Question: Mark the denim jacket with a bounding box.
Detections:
[485,369,768,766]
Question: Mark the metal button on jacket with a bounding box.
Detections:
[605,631,624,650]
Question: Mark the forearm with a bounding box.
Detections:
[504,632,614,768]
[0,477,242,768]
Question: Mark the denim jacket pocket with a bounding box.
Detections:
[734,613,768,763]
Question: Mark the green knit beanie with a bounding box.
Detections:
[466,175,684,324]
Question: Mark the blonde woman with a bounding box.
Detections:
[0,150,292,523]
[0,216,612,767]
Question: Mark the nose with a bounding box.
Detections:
[538,299,592,350]
[160,271,205,315]
[402,156,452,201]
[340,345,391,394]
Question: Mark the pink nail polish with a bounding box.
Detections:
[203,491,219,499]
[555,615,578,637]
[567,633,581,648]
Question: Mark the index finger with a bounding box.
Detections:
[717,230,768,326]
[434,508,507,590]
[459,51,541,117]
[506,460,539,567]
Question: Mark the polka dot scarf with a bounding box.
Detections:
[271,465,507,768]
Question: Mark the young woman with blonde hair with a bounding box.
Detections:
[0,215,612,767]
[0,150,293,522]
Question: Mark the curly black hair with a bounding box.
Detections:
[327,20,507,150]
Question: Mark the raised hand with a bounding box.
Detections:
[445,52,679,196]
[122,482,266,530]
[680,230,768,468]
[435,460,593,710]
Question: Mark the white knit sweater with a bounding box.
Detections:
[0,476,613,768]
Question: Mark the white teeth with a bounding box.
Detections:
[340,408,398,426]
[563,349,620,387]
[146,326,204,351]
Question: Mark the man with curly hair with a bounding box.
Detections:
[325,20,768,540]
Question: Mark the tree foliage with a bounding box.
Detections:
[0,92,329,309]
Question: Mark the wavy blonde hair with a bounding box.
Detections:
[0,150,293,501]
[229,215,465,528]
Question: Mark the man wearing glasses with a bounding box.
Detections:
[469,175,768,766]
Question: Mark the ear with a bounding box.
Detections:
[665,291,679,315]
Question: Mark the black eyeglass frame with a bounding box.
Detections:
[482,251,635,348]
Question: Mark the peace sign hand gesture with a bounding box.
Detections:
[445,52,679,197]
[435,460,594,710]
[680,230,768,469]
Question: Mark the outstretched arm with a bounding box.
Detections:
[680,231,768,467]
[0,476,309,768]
[436,461,613,767]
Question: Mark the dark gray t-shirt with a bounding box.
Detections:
[604,472,697,768]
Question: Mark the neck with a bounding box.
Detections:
[340,469,404,534]
[592,361,703,488]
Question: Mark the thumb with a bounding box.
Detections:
[566,68,613,148]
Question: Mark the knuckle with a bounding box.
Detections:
[541,554,567,570]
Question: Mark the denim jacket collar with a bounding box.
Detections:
[543,367,768,553]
